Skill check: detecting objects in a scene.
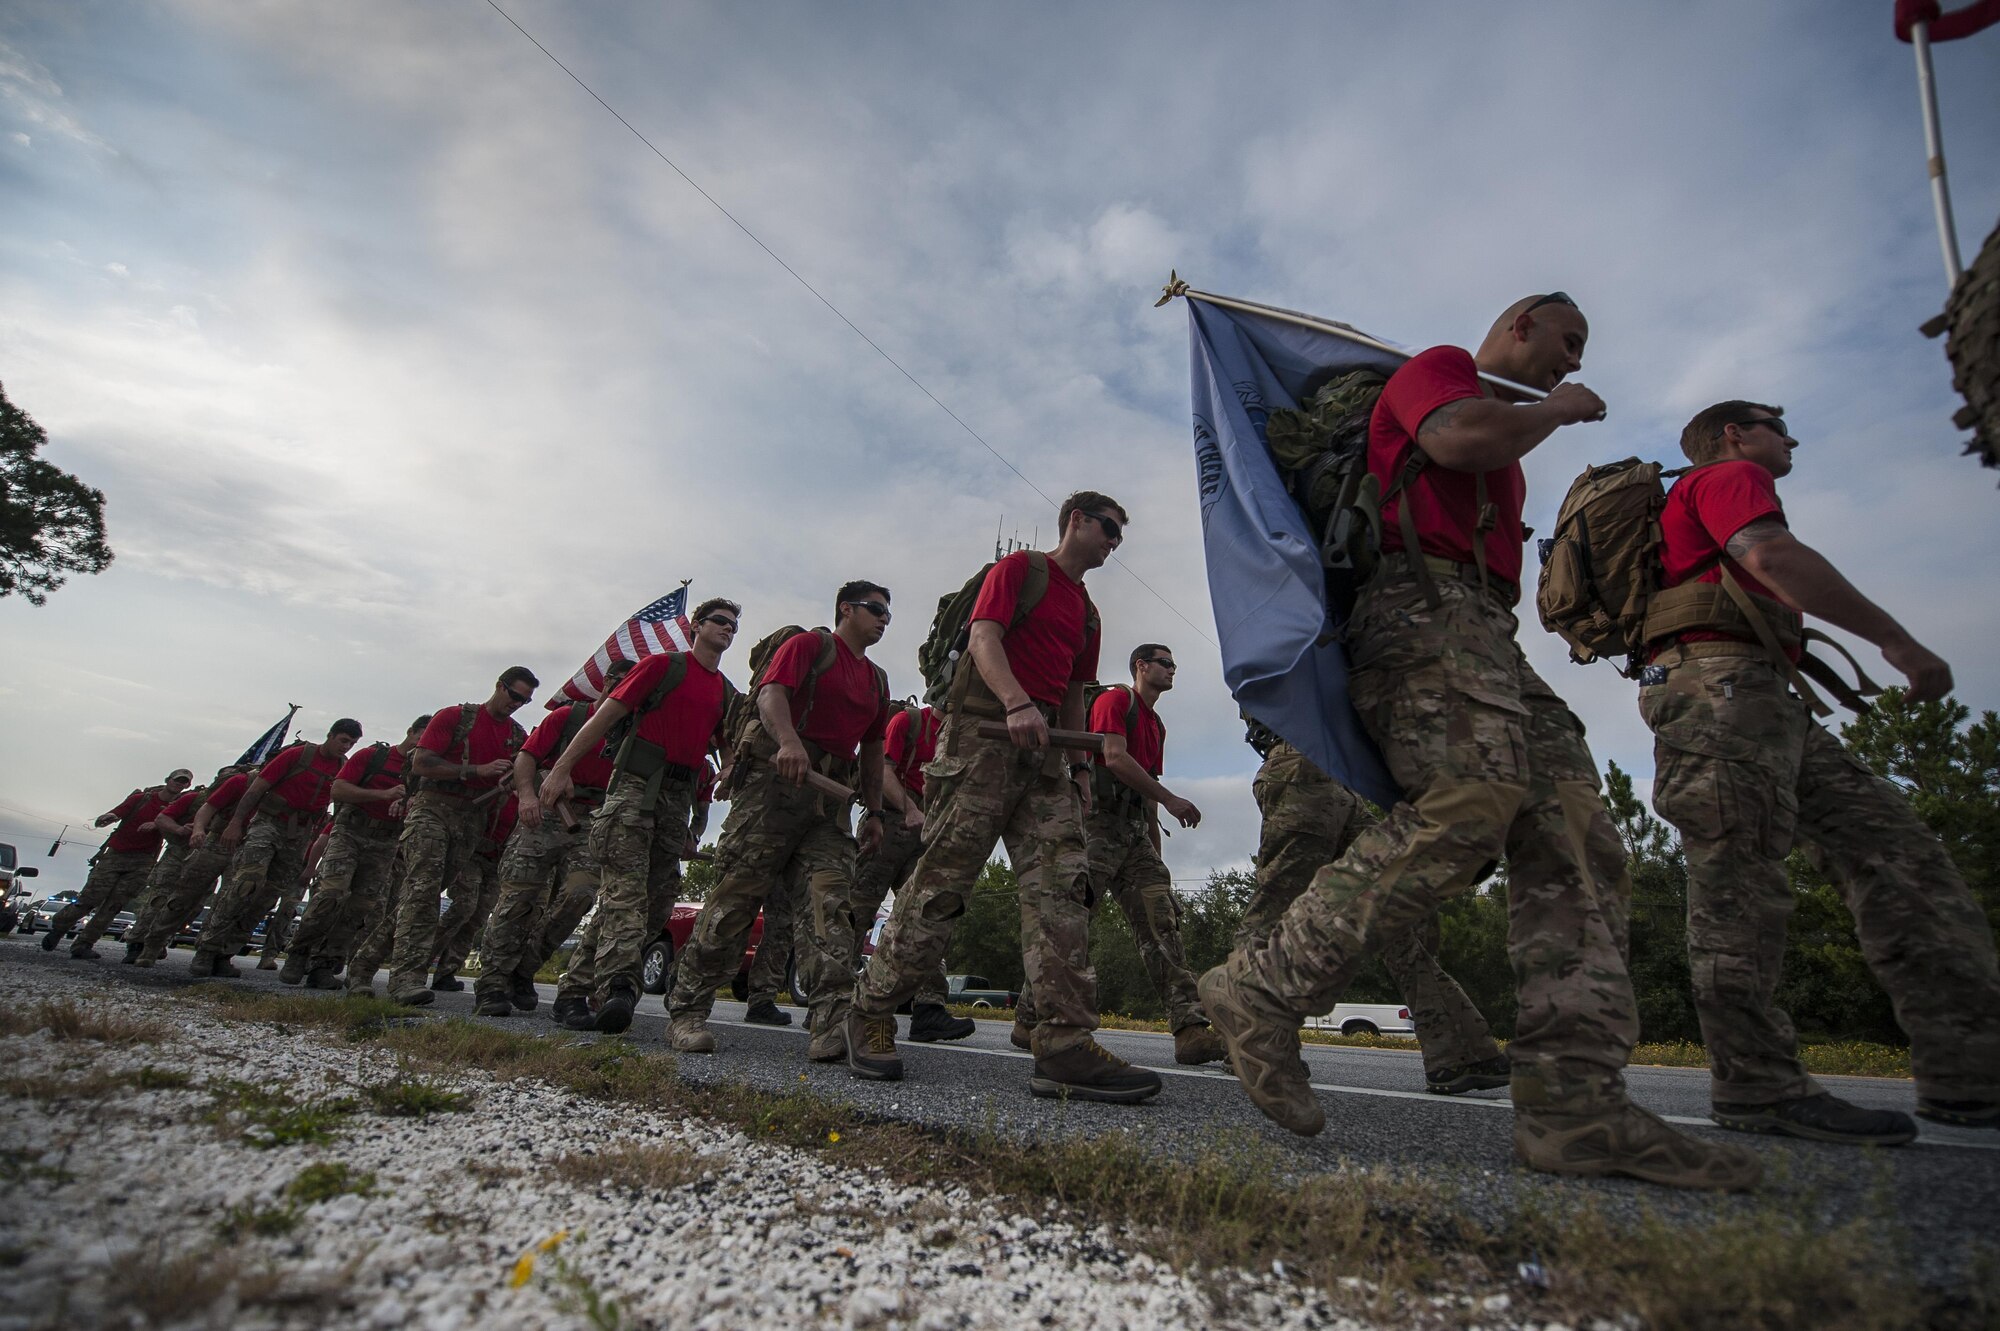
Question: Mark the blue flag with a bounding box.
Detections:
[237,704,301,767]
[1184,293,1409,809]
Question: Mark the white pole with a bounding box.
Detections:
[1913,21,1966,290]
[1175,284,1550,401]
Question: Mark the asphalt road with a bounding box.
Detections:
[10,933,1996,1286]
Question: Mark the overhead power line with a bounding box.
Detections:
[481,0,1215,646]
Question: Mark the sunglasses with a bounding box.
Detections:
[701,615,739,632]
[1524,291,1578,314]
[1733,416,1792,440]
[847,600,892,621]
[1084,511,1124,543]
[505,687,534,705]
[1143,658,1177,672]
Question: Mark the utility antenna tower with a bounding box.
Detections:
[993,518,1032,561]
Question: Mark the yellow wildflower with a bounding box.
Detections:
[508,1253,536,1289]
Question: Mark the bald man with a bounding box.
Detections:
[1200,294,1761,1191]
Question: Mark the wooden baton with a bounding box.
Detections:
[974,722,1106,752]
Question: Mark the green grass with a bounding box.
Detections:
[203,1077,359,1149]
[359,1068,474,1117]
[179,986,1994,1330]
[215,1199,300,1241]
[286,1161,377,1205]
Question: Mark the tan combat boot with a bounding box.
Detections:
[1009,1019,1034,1051]
[845,1009,903,1081]
[1514,1103,1763,1191]
[1172,1023,1227,1065]
[1197,963,1323,1136]
[806,1009,847,1062]
[667,1014,717,1054]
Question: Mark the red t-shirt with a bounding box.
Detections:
[1657,460,1798,661]
[1370,345,1529,586]
[1089,686,1165,777]
[155,789,206,840]
[202,773,252,822]
[256,743,343,814]
[335,745,408,823]
[761,632,888,762]
[523,704,616,792]
[613,652,731,770]
[417,704,521,791]
[971,551,1101,706]
[884,706,940,797]
[104,787,172,854]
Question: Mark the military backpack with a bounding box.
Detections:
[918,551,1099,712]
[1536,458,1879,714]
[1080,683,1157,815]
[726,626,885,761]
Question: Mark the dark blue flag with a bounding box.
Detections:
[1182,290,1410,809]
[237,704,301,767]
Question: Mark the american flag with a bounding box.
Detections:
[237,704,302,766]
[549,583,694,708]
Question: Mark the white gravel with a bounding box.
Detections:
[0,962,1402,1331]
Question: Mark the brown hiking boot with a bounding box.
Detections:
[667,1014,716,1053]
[277,952,311,986]
[1009,1020,1034,1051]
[1030,1038,1162,1104]
[806,1019,847,1063]
[845,1010,903,1081]
[1173,1023,1227,1066]
[1197,965,1322,1135]
[1514,1104,1763,1191]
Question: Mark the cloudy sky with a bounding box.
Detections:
[3,1,1996,899]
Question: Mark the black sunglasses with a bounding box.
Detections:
[1524,291,1578,314]
[1733,415,1792,440]
[1084,511,1124,543]
[847,600,892,621]
[505,687,534,705]
[702,615,739,631]
[1143,658,1177,672]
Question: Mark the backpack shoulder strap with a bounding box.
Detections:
[1018,551,1052,628]
[360,742,393,785]
[641,652,690,714]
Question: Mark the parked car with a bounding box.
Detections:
[0,842,40,930]
[639,902,764,997]
[945,974,1017,1009]
[1309,1002,1415,1037]
[16,893,79,935]
[784,908,890,1007]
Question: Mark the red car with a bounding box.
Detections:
[639,901,763,998]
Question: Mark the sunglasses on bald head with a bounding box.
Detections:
[1524,291,1578,315]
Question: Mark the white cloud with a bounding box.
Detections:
[2,0,1995,894]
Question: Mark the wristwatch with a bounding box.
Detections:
[1069,762,1091,777]
[862,809,884,822]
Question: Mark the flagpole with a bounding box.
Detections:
[1157,272,1549,402]
[1911,21,1965,290]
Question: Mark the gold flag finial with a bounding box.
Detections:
[1154,269,1189,308]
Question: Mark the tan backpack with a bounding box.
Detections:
[1535,457,1680,672]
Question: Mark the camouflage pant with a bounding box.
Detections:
[195,818,313,963]
[130,845,228,960]
[670,757,857,1031]
[1235,572,1636,1114]
[856,708,1097,1053]
[531,873,597,981]
[49,850,157,951]
[385,792,487,997]
[435,854,499,975]
[566,778,696,1003]
[848,814,948,1008]
[124,841,190,941]
[1643,651,2000,1104]
[345,853,410,994]
[1016,807,1207,1032]
[1241,742,1501,1077]
[475,814,600,1004]
[284,821,400,973]
[260,884,304,961]
[746,862,803,1007]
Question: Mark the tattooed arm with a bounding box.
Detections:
[1726,519,1952,701]
[1415,380,1606,472]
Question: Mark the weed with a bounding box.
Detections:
[0,1067,135,1100]
[286,1161,377,1205]
[216,1199,300,1241]
[204,1077,358,1148]
[511,1231,622,1331]
[0,1148,74,1187]
[107,1240,286,1324]
[551,1142,713,1194]
[135,1064,194,1090]
[3,997,165,1044]
[359,1069,473,1117]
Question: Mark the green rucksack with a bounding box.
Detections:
[726,626,885,757]
[1079,683,1158,811]
[1263,368,1399,613]
[918,551,1099,710]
